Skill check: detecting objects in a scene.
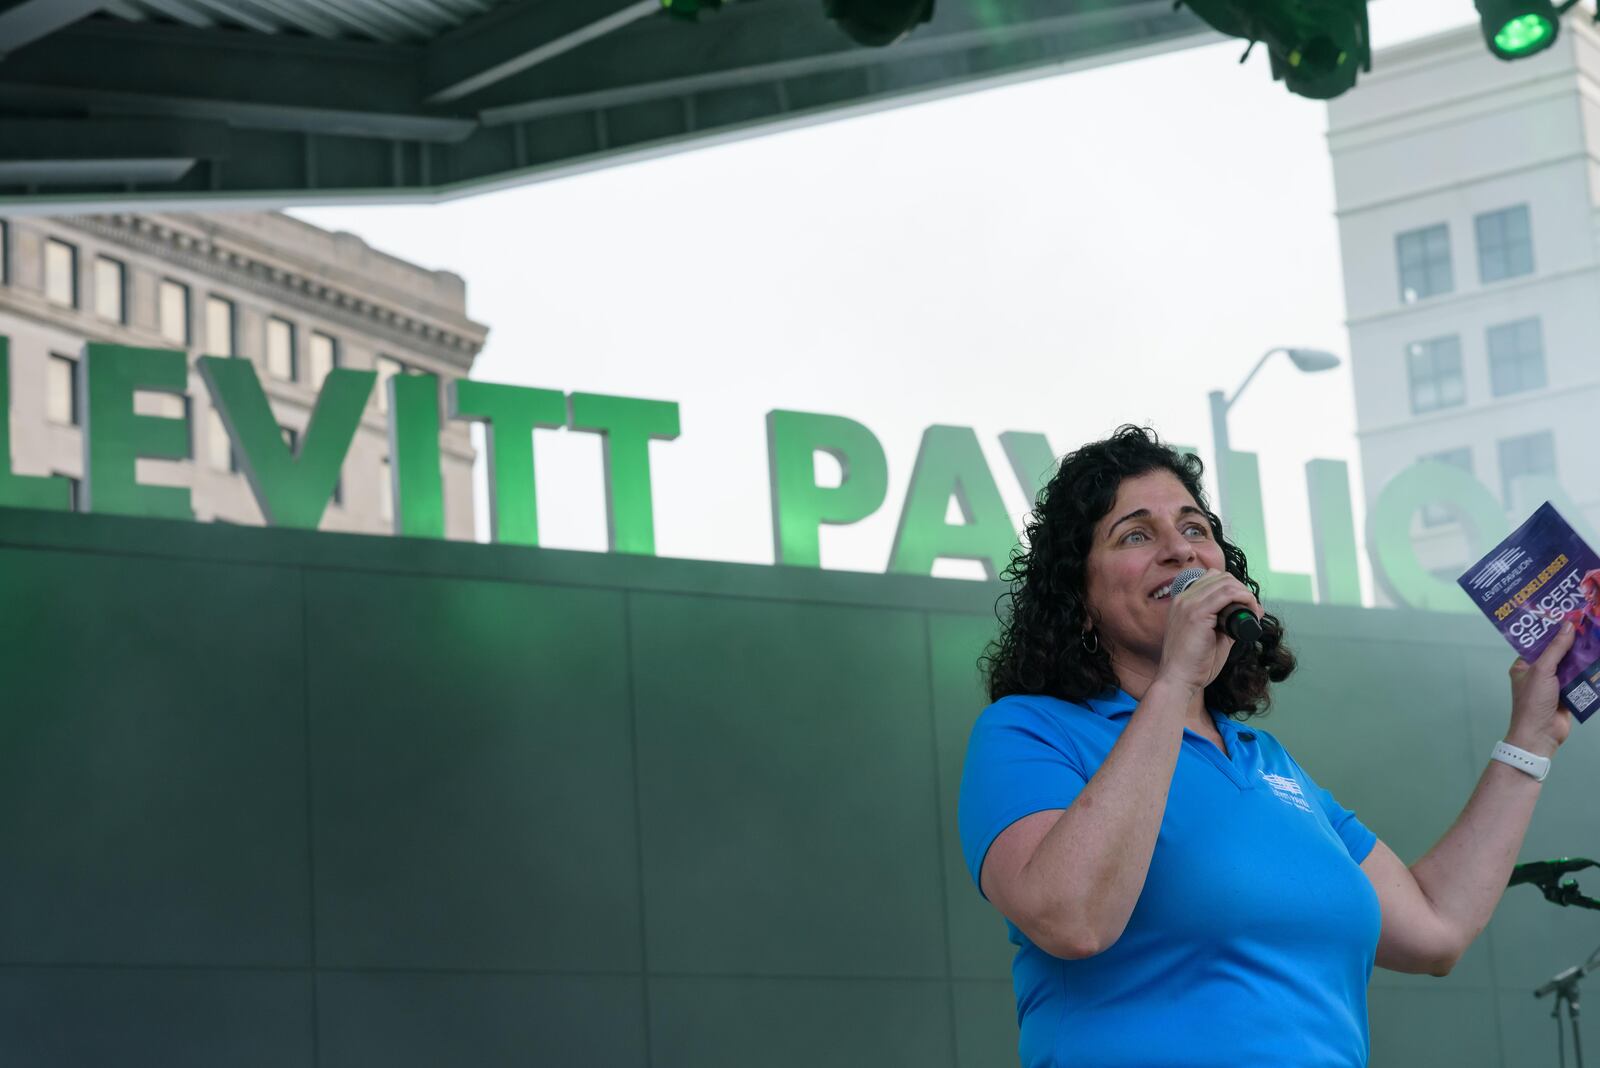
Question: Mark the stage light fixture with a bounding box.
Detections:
[1474,0,1579,60]
[823,0,934,46]
[1175,0,1371,99]
[660,0,725,21]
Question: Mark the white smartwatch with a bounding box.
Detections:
[1491,740,1551,782]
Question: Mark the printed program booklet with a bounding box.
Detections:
[1458,502,1600,722]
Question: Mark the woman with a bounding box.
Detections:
[957,425,1575,1067]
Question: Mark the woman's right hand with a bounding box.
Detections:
[1154,569,1263,695]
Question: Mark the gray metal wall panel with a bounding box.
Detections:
[306,570,640,973]
[316,971,648,1068]
[930,611,1015,983]
[0,968,314,1068]
[629,591,946,979]
[0,546,310,967]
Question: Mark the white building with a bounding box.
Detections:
[0,212,488,537]
[1327,17,1600,584]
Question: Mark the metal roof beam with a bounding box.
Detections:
[468,0,1199,122]
[0,116,226,158]
[0,0,110,55]
[422,0,659,104]
[178,0,280,34]
[127,0,214,28]
[0,116,223,185]
[0,20,476,142]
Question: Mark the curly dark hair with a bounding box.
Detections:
[978,424,1295,719]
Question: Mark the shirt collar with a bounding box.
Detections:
[1083,687,1255,740]
[1084,688,1139,719]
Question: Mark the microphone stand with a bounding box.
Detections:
[1537,945,1600,1068]
[1510,862,1600,1068]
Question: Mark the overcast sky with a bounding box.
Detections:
[292,0,1478,596]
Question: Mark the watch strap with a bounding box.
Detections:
[1491,740,1551,782]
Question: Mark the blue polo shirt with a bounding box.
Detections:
[958,689,1381,1068]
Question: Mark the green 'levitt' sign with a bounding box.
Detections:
[0,340,1589,614]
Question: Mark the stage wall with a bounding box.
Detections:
[1,506,1594,1067]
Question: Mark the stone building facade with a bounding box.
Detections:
[0,211,487,538]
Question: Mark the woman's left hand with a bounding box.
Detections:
[1506,621,1579,759]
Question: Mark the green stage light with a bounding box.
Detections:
[1474,0,1577,60]
[1177,0,1371,100]
[1497,12,1555,52]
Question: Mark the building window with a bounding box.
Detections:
[94,256,126,324]
[1420,447,1473,527]
[205,295,235,356]
[1406,335,1465,414]
[159,279,191,345]
[206,407,236,473]
[1396,223,1452,303]
[1476,204,1534,283]
[47,352,78,426]
[378,456,393,523]
[266,317,297,381]
[1486,317,1546,397]
[332,475,343,507]
[308,331,338,391]
[1,219,10,286]
[1499,431,1557,508]
[45,238,78,307]
[53,473,81,512]
[374,354,407,414]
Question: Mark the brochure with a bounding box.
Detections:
[1457,502,1600,722]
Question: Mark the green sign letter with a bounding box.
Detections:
[998,431,1057,512]
[766,409,887,568]
[567,392,681,556]
[389,373,445,538]
[1220,449,1313,603]
[1508,473,1597,545]
[1306,458,1362,606]
[199,356,371,529]
[888,425,1016,579]
[1368,460,1508,613]
[447,380,565,546]
[0,338,70,510]
[83,343,191,519]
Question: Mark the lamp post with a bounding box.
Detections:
[1208,347,1341,518]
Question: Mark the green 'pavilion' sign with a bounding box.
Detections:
[0,341,1588,615]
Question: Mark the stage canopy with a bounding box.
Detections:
[0,0,1215,209]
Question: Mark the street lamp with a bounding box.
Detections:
[1208,347,1341,517]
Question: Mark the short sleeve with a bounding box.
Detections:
[1282,747,1377,864]
[957,698,1090,901]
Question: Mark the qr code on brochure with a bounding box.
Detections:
[1570,681,1599,714]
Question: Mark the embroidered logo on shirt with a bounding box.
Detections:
[1261,772,1313,813]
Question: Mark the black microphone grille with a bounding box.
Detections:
[1169,567,1207,597]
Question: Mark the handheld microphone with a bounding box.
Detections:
[1170,567,1263,645]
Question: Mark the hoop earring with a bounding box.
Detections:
[1080,629,1099,654]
